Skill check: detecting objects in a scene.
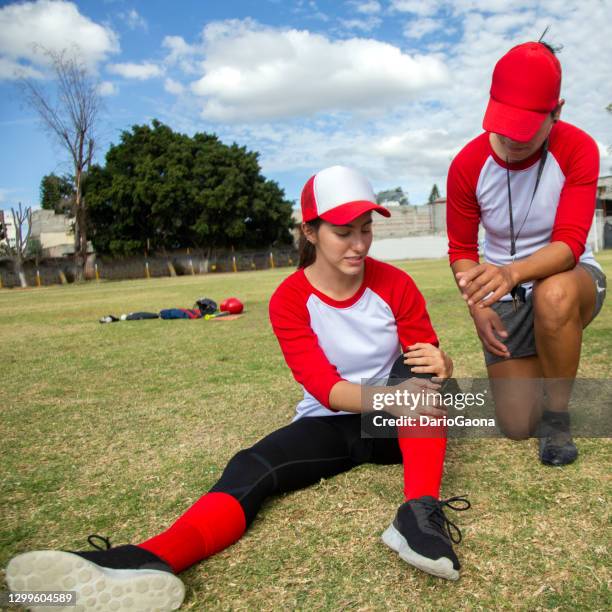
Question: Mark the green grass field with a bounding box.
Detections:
[1,253,610,610]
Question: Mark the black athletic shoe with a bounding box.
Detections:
[99,315,119,324]
[538,411,578,466]
[5,535,185,611]
[382,495,470,581]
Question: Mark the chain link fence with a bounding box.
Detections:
[0,247,298,288]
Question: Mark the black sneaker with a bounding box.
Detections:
[538,411,578,466]
[5,535,185,611]
[382,495,470,581]
[99,315,119,324]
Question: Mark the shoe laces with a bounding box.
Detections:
[87,534,112,551]
[422,496,471,544]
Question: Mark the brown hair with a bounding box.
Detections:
[297,218,322,268]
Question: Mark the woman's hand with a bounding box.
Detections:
[387,376,446,419]
[471,306,510,358]
[403,343,453,379]
[455,263,517,307]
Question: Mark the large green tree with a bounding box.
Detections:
[86,121,293,256]
[40,173,74,214]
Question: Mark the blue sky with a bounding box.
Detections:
[1,0,611,212]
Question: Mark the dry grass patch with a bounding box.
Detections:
[1,253,610,609]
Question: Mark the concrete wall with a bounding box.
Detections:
[292,202,445,244]
[371,207,607,263]
[372,205,433,238]
[370,235,448,261]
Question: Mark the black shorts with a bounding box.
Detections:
[484,262,607,366]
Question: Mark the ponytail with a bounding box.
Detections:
[297,219,322,268]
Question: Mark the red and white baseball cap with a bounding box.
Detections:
[301,165,391,225]
[483,42,561,143]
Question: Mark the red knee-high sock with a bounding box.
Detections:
[398,422,447,501]
[139,492,246,573]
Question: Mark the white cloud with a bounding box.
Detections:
[107,62,163,80]
[164,78,185,95]
[163,35,194,62]
[209,116,458,204]
[162,35,199,74]
[199,2,611,203]
[0,0,119,78]
[118,9,147,31]
[0,56,44,80]
[97,80,118,96]
[390,1,441,16]
[403,18,443,39]
[340,17,382,32]
[307,1,330,21]
[189,20,449,121]
[79,1,612,205]
[350,1,382,14]
[449,0,535,14]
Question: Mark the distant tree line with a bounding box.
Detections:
[40,173,74,214]
[375,184,443,207]
[376,187,409,206]
[40,120,295,257]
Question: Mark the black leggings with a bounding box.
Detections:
[209,356,426,526]
[209,413,402,526]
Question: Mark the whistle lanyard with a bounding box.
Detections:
[506,139,549,309]
[506,138,549,260]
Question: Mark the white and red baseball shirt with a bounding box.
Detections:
[269,257,438,420]
[447,120,601,298]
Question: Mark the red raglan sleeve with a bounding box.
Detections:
[446,143,483,265]
[269,278,344,409]
[394,273,439,351]
[550,127,599,263]
[371,261,439,351]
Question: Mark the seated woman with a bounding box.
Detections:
[6,166,469,611]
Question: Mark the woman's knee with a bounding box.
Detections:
[212,447,276,497]
[210,447,278,526]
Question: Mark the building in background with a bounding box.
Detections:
[29,209,75,258]
[597,175,612,218]
[0,209,17,249]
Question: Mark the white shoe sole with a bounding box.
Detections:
[6,550,185,611]
[381,523,459,581]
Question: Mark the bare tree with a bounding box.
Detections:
[0,203,33,288]
[19,47,100,281]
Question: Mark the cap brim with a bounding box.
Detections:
[483,97,548,143]
[319,200,391,225]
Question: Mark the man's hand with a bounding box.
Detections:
[455,263,517,307]
[471,307,510,358]
[404,343,453,378]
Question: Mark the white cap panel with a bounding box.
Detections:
[313,166,376,215]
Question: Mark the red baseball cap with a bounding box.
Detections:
[483,42,561,142]
[301,165,391,225]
